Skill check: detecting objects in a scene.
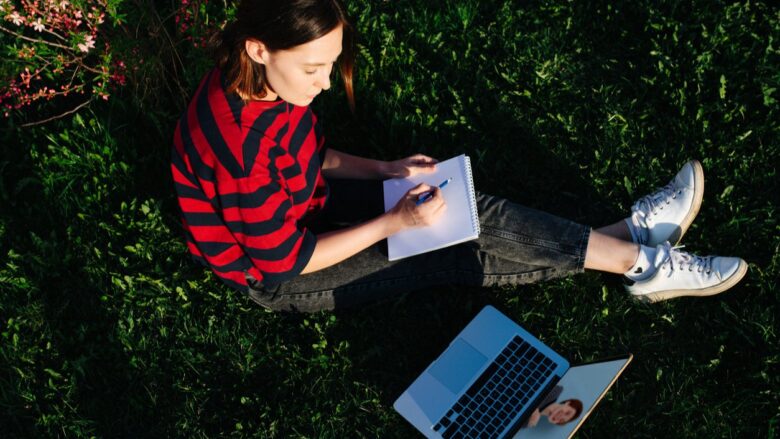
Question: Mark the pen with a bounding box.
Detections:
[416,178,452,205]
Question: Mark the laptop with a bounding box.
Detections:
[394,305,632,438]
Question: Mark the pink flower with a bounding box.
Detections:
[77,34,95,53]
[33,18,45,32]
[8,11,23,26]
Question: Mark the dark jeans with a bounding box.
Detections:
[246,179,591,312]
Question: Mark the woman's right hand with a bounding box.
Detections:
[389,183,447,232]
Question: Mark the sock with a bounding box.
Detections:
[625,245,657,282]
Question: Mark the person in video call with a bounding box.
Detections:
[171,0,748,312]
[523,385,583,428]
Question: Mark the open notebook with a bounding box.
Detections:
[383,154,480,261]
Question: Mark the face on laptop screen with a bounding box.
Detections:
[512,357,630,439]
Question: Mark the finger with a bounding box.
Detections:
[421,187,444,206]
[414,162,438,173]
[410,156,438,168]
[412,153,439,163]
[416,188,445,207]
[408,183,433,195]
[433,198,447,216]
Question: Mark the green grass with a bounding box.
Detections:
[1,0,778,437]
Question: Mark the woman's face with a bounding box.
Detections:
[247,24,343,107]
[547,402,577,425]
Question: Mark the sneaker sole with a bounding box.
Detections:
[668,159,704,246]
[633,259,748,303]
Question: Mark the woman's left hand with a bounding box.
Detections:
[382,154,438,178]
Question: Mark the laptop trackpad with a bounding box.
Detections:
[429,338,488,394]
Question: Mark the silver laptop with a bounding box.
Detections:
[394,305,632,438]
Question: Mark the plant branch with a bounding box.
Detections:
[0,24,74,51]
[20,98,91,127]
[42,27,68,42]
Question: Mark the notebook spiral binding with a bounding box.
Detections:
[463,155,481,236]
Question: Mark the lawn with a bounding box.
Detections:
[1,0,778,437]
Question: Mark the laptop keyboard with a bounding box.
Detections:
[432,335,555,439]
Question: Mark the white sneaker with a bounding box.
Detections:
[628,160,704,246]
[626,242,748,303]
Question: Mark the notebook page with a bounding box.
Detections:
[383,154,479,261]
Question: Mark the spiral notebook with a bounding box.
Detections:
[383,154,480,261]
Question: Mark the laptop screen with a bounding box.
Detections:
[512,356,632,439]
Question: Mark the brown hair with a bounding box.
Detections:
[210,0,355,110]
[557,399,584,425]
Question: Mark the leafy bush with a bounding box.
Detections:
[0,0,126,123]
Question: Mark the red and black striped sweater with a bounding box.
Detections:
[171,68,328,293]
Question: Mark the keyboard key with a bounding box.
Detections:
[442,422,459,439]
[516,344,530,358]
[441,424,458,439]
[466,362,498,398]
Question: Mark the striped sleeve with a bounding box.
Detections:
[218,162,317,286]
[172,121,257,292]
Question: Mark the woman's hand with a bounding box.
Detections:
[382,154,438,178]
[526,409,542,428]
[388,183,447,232]
[304,184,444,274]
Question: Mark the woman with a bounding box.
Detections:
[171,0,747,312]
[523,385,583,428]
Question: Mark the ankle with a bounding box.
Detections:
[625,245,657,281]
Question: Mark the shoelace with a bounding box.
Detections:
[660,243,714,275]
[630,182,683,244]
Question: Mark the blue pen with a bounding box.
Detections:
[416,178,452,205]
